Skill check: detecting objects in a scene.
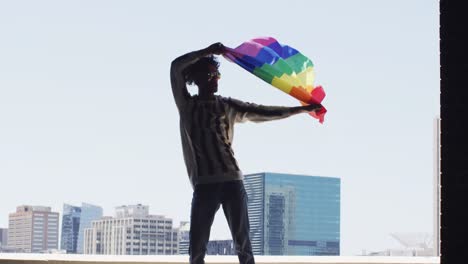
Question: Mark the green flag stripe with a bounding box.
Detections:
[253,53,314,82]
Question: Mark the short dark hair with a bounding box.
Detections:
[184,55,220,85]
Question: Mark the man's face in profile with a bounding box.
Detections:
[197,64,220,94]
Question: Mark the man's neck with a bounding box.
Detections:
[198,92,216,101]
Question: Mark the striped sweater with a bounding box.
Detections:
[170,48,309,188]
[177,94,302,188]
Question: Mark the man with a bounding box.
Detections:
[170,42,322,264]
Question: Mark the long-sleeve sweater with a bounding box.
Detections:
[170,48,309,188]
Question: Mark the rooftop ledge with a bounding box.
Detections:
[0,254,439,264]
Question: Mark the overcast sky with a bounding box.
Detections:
[0,0,439,255]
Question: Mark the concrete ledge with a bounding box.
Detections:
[0,254,439,264]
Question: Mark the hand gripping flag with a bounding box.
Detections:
[223,37,327,123]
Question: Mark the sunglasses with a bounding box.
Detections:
[207,71,221,81]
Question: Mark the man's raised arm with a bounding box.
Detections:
[226,97,323,123]
[170,43,225,110]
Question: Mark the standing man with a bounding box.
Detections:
[170,42,322,264]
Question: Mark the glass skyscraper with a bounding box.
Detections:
[76,203,103,254]
[244,172,340,256]
[60,203,102,254]
[61,204,82,253]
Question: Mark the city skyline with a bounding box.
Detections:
[0,0,439,255]
[1,188,433,256]
[2,203,187,254]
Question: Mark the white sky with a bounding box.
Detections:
[0,0,439,256]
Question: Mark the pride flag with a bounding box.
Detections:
[223,37,327,123]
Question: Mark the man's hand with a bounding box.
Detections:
[207,42,226,55]
[301,103,323,112]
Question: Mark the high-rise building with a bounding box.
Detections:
[207,240,235,255]
[60,204,82,253]
[76,203,103,254]
[433,117,441,256]
[60,203,103,254]
[7,205,59,253]
[244,172,340,256]
[177,221,190,255]
[83,204,179,255]
[0,228,8,248]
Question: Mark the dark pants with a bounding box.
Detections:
[189,180,255,264]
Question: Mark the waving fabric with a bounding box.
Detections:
[223,37,327,123]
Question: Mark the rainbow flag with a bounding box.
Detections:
[223,37,327,123]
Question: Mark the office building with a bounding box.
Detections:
[207,240,235,255]
[433,117,441,256]
[76,203,103,254]
[83,204,179,255]
[60,203,103,254]
[177,221,190,255]
[60,204,82,253]
[244,172,340,255]
[0,228,8,248]
[177,223,234,255]
[8,205,59,253]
